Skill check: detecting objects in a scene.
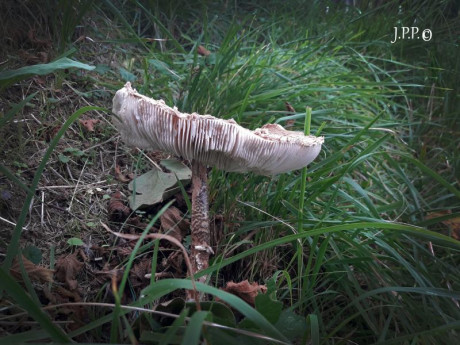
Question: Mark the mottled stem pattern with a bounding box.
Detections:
[190,160,212,286]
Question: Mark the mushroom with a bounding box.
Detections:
[112,82,324,287]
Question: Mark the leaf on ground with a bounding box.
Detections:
[131,258,151,287]
[160,206,190,242]
[119,67,136,82]
[55,253,83,290]
[114,165,132,183]
[67,238,84,246]
[0,57,95,83]
[255,293,283,324]
[79,119,100,132]
[426,210,460,240]
[197,45,211,56]
[274,309,307,341]
[128,159,191,210]
[22,245,43,264]
[10,255,54,283]
[222,280,267,306]
[108,191,131,221]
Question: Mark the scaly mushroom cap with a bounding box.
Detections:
[112,82,324,175]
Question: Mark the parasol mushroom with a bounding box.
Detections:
[112,82,324,287]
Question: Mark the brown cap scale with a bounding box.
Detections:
[112,82,324,294]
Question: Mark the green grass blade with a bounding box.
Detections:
[0,58,95,88]
[198,221,460,279]
[181,311,209,345]
[160,307,189,345]
[141,280,289,343]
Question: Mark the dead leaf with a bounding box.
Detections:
[108,191,131,221]
[131,259,151,287]
[55,253,83,290]
[443,217,460,240]
[285,102,296,113]
[426,210,460,240]
[114,165,132,183]
[222,280,267,306]
[160,206,189,242]
[284,102,296,128]
[10,256,54,283]
[42,124,61,142]
[79,119,100,132]
[197,45,210,56]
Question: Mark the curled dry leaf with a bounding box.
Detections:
[114,165,132,183]
[197,45,210,56]
[108,191,131,221]
[160,206,190,242]
[55,253,84,290]
[284,102,296,128]
[222,280,267,306]
[284,101,296,113]
[10,255,54,283]
[79,119,100,132]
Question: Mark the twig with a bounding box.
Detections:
[67,158,88,212]
[0,216,28,231]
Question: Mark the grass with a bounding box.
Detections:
[0,0,459,344]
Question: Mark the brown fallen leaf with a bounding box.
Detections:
[426,210,460,240]
[283,102,296,128]
[10,256,54,283]
[55,253,84,290]
[108,191,131,222]
[222,280,267,306]
[160,206,190,242]
[131,259,151,287]
[79,119,100,132]
[114,165,132,183]
[197,45,210,56]
[42,124,61,142]
[284,101,296,113]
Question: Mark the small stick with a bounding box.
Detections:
[40,191,45,226]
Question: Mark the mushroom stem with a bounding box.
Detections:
[190,159,213,286]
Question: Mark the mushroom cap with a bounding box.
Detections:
[112,82,324,175]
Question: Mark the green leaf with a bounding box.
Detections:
[129,159,191,210]
[149,59,181,80]
[119,67,137,82]
[159,307,189,345]
[94,64,111,74]
[67,238,84,246]
[0,58,95,88]
[254,293,283,324]
[275,309,307,341]
[187,301,236,327]
[58,154,70,163]
[22,246,42,264]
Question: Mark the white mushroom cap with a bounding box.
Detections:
[112,82,324,175]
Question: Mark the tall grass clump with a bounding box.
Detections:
[0,0,458,344]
